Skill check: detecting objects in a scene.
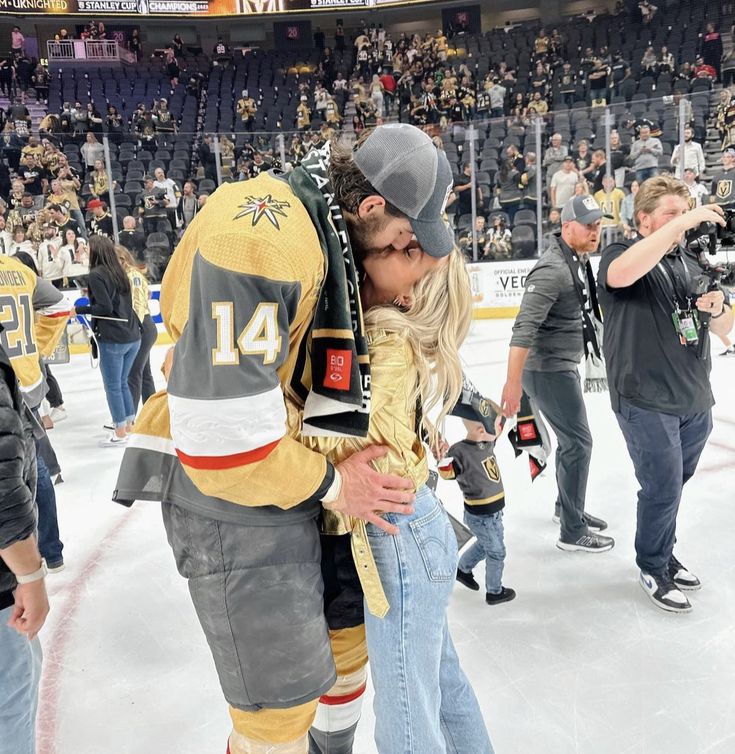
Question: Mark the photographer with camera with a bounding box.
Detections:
[598,176,733,614]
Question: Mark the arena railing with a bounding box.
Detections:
[47,39,120,63]
[93,89,713,267]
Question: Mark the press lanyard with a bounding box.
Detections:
[656,249,692,309]
[656,249,699,346]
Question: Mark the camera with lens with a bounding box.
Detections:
[685,207,735,256]
[683,212,735,359]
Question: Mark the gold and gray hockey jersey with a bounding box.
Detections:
[114,173,336,523]
[0,255,70,409]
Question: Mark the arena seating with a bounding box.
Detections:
[6,0,732,274]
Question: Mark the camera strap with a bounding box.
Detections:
[656,247,693,309]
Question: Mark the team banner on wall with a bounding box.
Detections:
[468,261,535,317]
[0,0,212,12]
[0,0,407,13]
[468,256,603,318]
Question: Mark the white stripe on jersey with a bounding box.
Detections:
[168,384,286,459]
[312,691,365,733]
[127,433,177,456]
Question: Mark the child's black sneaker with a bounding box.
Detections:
[639,571,692,613]
[456,569,480,591]
[485,587,516,605]
[668,555,701,591]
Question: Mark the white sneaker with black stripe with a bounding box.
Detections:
[556,533,615,552]
[98,434,129,448]
[639,571,692,613]
[668,555,701,591]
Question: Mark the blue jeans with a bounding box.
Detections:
[36,453,63,566]
[0,606,43,754]
[70,209,87,239]
[364,486,494,754]
[98,339,140,427]
[635,167,658,184]
[614,398,712,575]
[459,510,506,594]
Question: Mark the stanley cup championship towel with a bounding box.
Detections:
[288,144,372,438]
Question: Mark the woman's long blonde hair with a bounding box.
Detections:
[363,247,472,448]
[115,245,149,279]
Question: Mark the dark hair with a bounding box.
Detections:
[328,130,406,218]
[498,159,516,183]
[89,235,130,294]
[13,251,39,276]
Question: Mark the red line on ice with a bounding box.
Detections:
[37,508,140,754]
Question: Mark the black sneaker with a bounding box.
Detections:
[556,533,615,553]
[668,555,701,591]
[456,569,480,591]
[486,587,516,605]
[552,512,608,531]
[640,571,692,613]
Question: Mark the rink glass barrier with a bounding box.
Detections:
[91,90,710,319]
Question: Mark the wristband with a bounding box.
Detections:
[712,304,728,319]
[321,468,343,510]
[15,558,47,585]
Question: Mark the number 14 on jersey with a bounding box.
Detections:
[211,301,281,366]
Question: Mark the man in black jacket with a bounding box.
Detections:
[88,198,115,239]
[0,340,50,754]
[118,215,146,263]
[198,135,217,182]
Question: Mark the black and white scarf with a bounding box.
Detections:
[288,144,372,437]
[558,240,608,393]
[451,374,551,481]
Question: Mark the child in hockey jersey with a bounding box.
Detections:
[439,419,516,605]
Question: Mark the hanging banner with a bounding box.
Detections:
[0,0,430,14]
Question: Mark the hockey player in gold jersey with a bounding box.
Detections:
[114,125,457,753]
[0,254,70,410]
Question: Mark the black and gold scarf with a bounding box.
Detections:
[288,144,371,437]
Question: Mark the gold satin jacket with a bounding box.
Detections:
[291,327,429,619]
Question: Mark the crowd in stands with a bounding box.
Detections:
[2,1,735,271]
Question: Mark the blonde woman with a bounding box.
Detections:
[218,135,236,169]
[115,246,157,412]
[369,74,385,117]
[300,248,493,753]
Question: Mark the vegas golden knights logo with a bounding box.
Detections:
[479,398,491,417]
[717,180,733,199]
[482,456,500,483]
[240,0,285,11]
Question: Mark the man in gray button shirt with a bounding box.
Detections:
[500,196,615,552]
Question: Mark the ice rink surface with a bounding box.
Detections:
[35,319,735,754]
